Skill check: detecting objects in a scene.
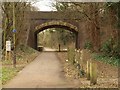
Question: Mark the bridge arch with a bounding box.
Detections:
[28,21,80,50]
[35,21,78,33]
[27,11,82,50]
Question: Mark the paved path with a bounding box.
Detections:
[43,47,56,51]
[43,47,67,52]
[3,52,75,88]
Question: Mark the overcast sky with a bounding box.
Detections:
[32,0,56,11]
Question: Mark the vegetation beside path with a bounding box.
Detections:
[1,45,39,85]
[57,49,118,88]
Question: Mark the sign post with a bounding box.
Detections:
[12,29,16,68]
[13,29,16,48]
[12,2,16,68]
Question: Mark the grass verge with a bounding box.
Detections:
[2,67,23,85]
[1,45,39,85]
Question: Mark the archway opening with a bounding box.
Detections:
[34,24,79,51]
[37,28,76,51]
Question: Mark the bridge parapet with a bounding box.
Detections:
[28,11,82,20]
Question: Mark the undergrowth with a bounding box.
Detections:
[92,53,120,67]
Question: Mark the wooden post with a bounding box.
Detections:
[90,62,97,85]
[80,51,83,71]
[5,51,8,60]
[5,50,11,61]
[58,44,60,52]
[8,51,11,60]
[86,61,90,80]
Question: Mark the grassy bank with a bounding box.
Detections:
[1,45,39,85]
[92,53,120,67]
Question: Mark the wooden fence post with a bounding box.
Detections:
[90,62,97,85]
[86,61,90,80]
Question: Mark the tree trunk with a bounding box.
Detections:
[88,3,101,52]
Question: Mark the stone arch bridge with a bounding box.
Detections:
[27,11,82,50]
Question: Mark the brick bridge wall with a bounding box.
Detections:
[25,11,83,50]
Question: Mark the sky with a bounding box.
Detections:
[33,0,56,11]
[32,0,118,11]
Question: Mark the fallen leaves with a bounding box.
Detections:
[57,50,118,88]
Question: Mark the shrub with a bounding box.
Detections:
[101,38,120,58]
[84,41,93,50]
[100,39,112,54]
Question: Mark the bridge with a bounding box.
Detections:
[26,11,82,50]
